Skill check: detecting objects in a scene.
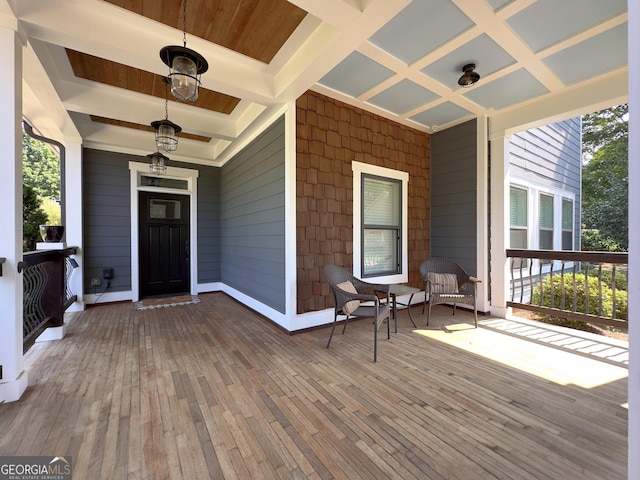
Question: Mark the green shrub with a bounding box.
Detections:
[532,272,627,329]
[585,265,627,291]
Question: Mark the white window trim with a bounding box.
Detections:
[352,161,409,284]
[510,178,576,276]
[510,178,576,252]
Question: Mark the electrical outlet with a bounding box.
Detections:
[91,277,102,286]
[103,268,113,280]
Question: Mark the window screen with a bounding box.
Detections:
[362,175,401,277]
[539,193,554,250]
[510,186,528,249]
[562,198,573,250]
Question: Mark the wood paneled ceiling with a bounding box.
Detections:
[66,49,240,115]
[103,0,307,64]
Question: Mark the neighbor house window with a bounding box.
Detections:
[362,175,401,277]
[539,193,554,250]
[352,161,408,283]
[562,198,574,250]
[509,186,528,249]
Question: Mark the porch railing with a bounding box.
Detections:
[18,247,78,352]
[506,249,628,331]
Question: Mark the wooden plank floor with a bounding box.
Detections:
[0,293,628,479]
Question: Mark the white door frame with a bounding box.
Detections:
[129,161,199,301]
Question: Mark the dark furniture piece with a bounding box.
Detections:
[388,284,419,331]
[419,258,481,327]
[324,265,391,362]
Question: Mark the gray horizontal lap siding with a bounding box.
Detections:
[220,116,286,313]
[197,166,222,283]
[430,119,478,275]
[510,117,582,248]
[510,118,581,191]
[83,149,222,294]
[83,150,132,293]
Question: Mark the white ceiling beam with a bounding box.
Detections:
[490,68,628,138]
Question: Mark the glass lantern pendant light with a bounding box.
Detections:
[151,77,182,152]
[147,151,169,175]
[159,0,208,102]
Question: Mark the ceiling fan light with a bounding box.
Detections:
[151,118,182,152]
[458,63,480,88]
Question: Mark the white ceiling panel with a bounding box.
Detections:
[506,0,627,52]
[410,101,473,129]
[318,51,395,98]
[367,79,439,115]
[369,0,474,64]
[462,68,549,110]
[543,24,628,86]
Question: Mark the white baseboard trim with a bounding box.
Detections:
[36,325,67,343]
[0,370,28,403]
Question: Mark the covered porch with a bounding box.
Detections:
[0,294,627,479]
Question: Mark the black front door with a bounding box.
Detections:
[139,191,190,298]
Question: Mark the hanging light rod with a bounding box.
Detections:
[151,76,182,152]
[458,63,480,88]
[159,0,208,102]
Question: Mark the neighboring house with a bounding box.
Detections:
[509,118,582,253]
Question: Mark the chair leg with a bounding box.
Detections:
[474,303,478,328]
[341,315,350,334]
[422,291,427,315]
[427,301,431,326]
[326,313,338,348]
[452,303,456,316]
[386,314,390,340]
[373,318,378,362]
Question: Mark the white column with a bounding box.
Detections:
[488,133,511,318]
[65,138,85,312]
[628,0,639,476]
[0,24,28,402]
[476,115,490,312]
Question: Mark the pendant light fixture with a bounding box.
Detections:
[147,151,169,175]
[159,0,208,102]
[151,77,182,152]
[458,63,480,87]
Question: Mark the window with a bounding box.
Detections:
[352,161,408,283]
[539,193,554,250]
[362,175,401,277]
[509,186,528,249]
[562,198,574,250]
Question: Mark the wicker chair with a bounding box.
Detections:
[419,258,481,327]
[323,265,391,362]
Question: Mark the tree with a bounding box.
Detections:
[23,184,49,252]
[22,130,61,200]
[581,104,628,162]
[581,105,628,251]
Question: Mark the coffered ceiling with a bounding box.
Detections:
[12,0,628,166]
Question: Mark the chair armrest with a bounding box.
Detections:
[352,279,390,297]
[335,287,380,307]
[469,276,481,283]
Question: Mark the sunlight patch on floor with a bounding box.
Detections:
[414,324,628,389]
